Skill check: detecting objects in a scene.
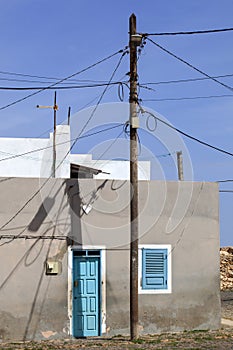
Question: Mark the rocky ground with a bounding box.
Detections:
[220,247,233,291]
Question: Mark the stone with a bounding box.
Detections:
[220,247,233,291]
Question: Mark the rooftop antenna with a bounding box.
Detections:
[37,91,58,177]
[67,106,71,126]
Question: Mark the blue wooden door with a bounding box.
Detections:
[73,252,100,337]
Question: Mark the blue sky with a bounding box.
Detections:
[0,0,232,246]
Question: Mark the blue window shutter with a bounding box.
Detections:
[142,249,168,290]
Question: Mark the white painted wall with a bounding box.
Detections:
[0,125,150,180]
[0,138,49,178]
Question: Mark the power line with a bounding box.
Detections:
[0,69,119,83]
[142,27,233,36]
[0,76,116,85]
[0,235,66,240]
[143,74,233,86]
[0,57,128,164]
[36,80,125,138]
[139,73,233,86]
[0,126,126,232]
[0,48,125,111]
[78,73,128,111]
[156,152,174,158]
[3,71,233,88]
[92,128,125,165]
[68,49,128,155]
[0,124,124,163]
[2,69,233,87]
[217,180,233,183]
[141,94,233,102]
[37,89,119,138]
[0,81,128,91]
[139,106,233,157]
[219,190,233,193]
[147,38,233,93]
[139,83,233,102]
[0,51,128,232]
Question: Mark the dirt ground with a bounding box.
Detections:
[0,329,232,350]
[0,292,232,350]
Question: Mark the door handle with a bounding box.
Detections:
[74,280,78,287]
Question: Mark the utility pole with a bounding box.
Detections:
[176,151,184,181]
[37,91,58,178]
[129,13,142,340]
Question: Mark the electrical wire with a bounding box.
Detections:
[145,110,157,131]
[139,84,157,93]
[142,27,233,36]
[0,48,125,111]
[0,69,121,84]
[68,48,129,155]
[92,126,126,165]
[0,235,66,240]
[138,106,233,157]
[118,82,125,101]
[0,51,128,232]
[156,152,174,158]
[0,57,128,163]
[0,81,128,91]
[0,77,124,85]
[0,124,124,163]
[0,125,125,232]
[139,73,233,86]
[147,38,233,93]
[219,190,233,193]
[141,94,233,102]
[3,71,233,87]
[78,73,128,111]
[216,180,233,183]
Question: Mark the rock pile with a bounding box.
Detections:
[220,247,233,291]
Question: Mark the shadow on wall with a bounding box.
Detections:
[0,179,71,340]
[65,179,82,246]
[28,197,55,232]
[23,180,70,340]
[0,178,111,340]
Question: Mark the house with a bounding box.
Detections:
[0,125,150,180]
[0,176,220,340]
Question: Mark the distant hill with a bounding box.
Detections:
[220,247,233,290]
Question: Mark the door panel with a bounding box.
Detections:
[73,254,100,337]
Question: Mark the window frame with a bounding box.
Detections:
[138,244,172,294]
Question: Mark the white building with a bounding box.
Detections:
[0,125,150,180]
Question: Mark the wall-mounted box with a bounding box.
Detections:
[45,260,62,275]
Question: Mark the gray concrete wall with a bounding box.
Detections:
[0,178,220,340]
[0,178,71,341]
[86,180,220,335]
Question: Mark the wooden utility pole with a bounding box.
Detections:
[176,151,184,181]
[129,13,142,340]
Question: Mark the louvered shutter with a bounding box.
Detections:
[142,249,168,289]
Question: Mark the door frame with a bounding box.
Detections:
[68,245,106,336]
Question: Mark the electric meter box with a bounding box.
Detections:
[45,260,62,275]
